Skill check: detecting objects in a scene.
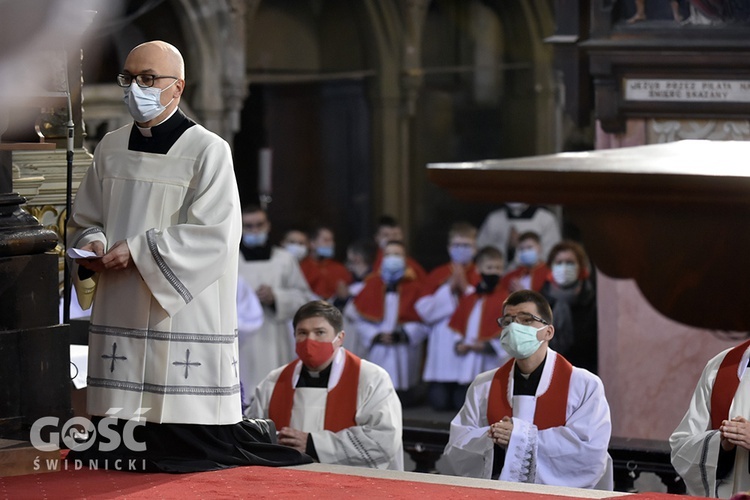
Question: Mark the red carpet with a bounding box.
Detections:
[0,466,702,500]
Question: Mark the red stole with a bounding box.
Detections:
[500,263,550,292]
[448,288,508,340]
[710,339,750,430]
[268,350,361,432]
[423,262,480,295]
[300,257,353,299]
[353,275,423,323]
[487,354,573,429]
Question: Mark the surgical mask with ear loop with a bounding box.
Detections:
[123,79,177,123]
[296,333,342,369]
[500,323,547,359]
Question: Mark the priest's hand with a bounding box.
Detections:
[76,241,106,273]
[101,240,133,271]
[489,416,513,448]
[720,416,750,450]
[278,426,308,453]
[256,284,275,305]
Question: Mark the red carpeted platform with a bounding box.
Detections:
[0,465,706,500]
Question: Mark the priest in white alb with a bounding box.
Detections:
[248,300,403,470]
[443,290,613,489]
[670,339,750,498]
[67,40,310,471]
[237,205,313,408]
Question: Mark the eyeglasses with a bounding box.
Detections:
[117,73,178,88]
[497,312,549,328]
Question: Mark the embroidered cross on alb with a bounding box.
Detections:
[232,357,239,378]
[173,349,202,379]
[102,342,127,373]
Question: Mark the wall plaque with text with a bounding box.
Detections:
[623,79,750,103]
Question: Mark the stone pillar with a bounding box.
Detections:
[0,152,70,443]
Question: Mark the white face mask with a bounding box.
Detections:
[552,262,579,287]
[285,243,308,261]
[500,322,546,359]
[123,79,176,123]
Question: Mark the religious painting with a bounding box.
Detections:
[615,0,750,26]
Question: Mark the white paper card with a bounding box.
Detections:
[67,248,101,259]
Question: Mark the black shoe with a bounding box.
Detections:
[241,417,278,444]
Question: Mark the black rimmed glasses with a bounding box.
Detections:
[497,312,549,328]
[117,73,178,88]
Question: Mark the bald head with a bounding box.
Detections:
[127,40,184,78]
[122,40,185,126]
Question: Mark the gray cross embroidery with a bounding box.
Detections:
[102,342,127,373]
[232,358,238,378]
[173,349,201,379]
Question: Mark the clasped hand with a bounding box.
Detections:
[720,416,750,451]
[488,416,513,448]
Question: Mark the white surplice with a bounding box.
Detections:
[248,348,404,470]
[354,292,428,391]
[443,349,613,489]
[237,247,312,406]
[67,122,243,424]
[342,281,367,358]
[670,345,750,498]
[415,282,465,383]
[453,297,510,385]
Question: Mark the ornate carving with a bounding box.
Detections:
[649,119,750,143]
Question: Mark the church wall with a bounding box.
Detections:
[596,117,750,440]
[246,1,320,72]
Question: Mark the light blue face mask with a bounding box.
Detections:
[122,79,176,123]
[500,322,546,359]
[285,243,308,261]
[316,245,335,259]
[380,254,406,284]
[448,244,475,265]
[517,248,539,267]
[242,232,268,248]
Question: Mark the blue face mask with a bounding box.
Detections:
[316,245,335,259]
[448,244,475,265]
[242,232,268,248]
[380,255,406,284]
[517,248,539,267]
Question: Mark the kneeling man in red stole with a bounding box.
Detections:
[444,290,613,489]
[247,300,403,470]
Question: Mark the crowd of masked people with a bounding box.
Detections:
[236,202,598,414]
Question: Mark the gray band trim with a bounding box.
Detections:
[700,430,719,497]
[88,377,240,396]
[71,226,104,248]
[146,228,193,304]
[90,324,237,344]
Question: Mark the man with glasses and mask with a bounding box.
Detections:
[248,300,403,470]
[443,290,613,490]
[67,40,310,471]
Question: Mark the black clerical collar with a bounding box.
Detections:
[128,108,195,154]
[240,243,272,261]
[296,363,332,388]
[513,355,547,396]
